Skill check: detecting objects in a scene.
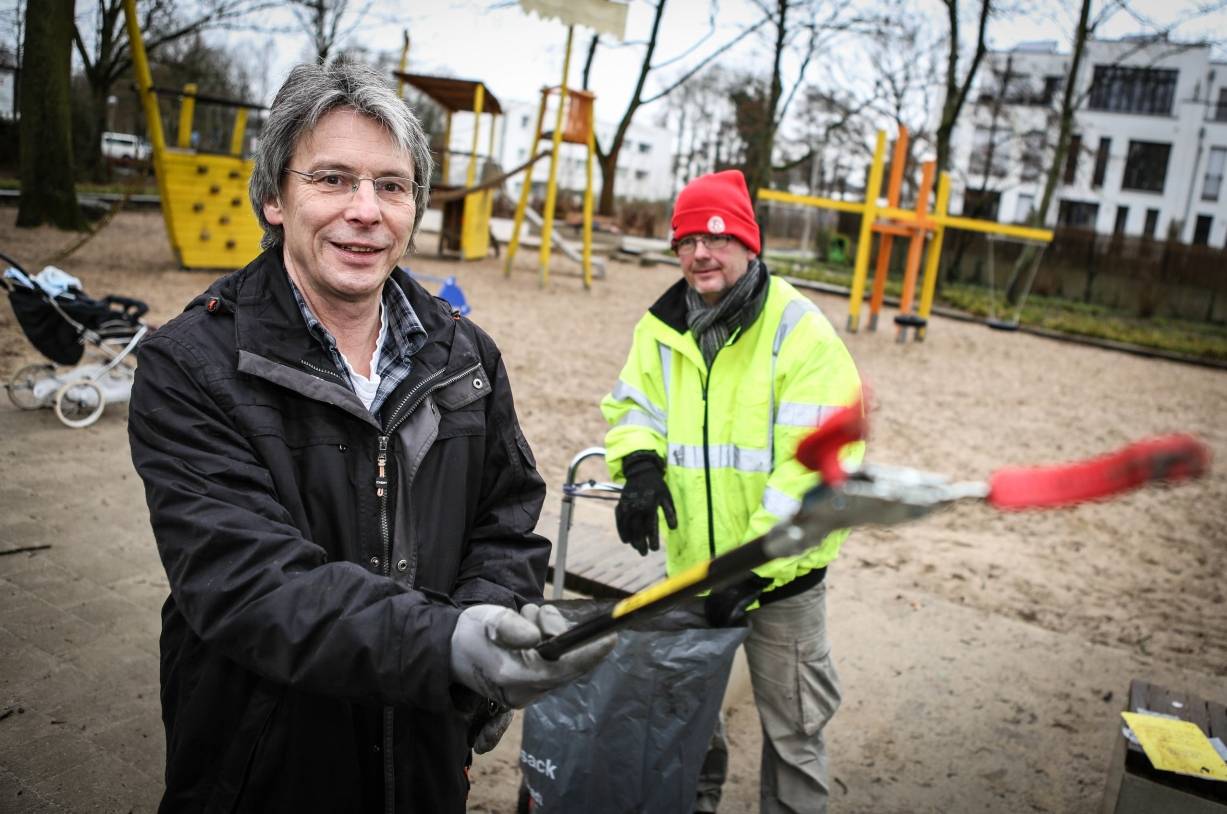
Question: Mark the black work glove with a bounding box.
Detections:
[704,574,772,627]
[614,452,677,556]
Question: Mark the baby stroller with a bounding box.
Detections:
[2,250,149,428]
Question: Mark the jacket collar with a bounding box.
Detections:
[648,258,772,335]
[202,248,477,426]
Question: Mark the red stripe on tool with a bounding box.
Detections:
[987,434,1210,510]
[794,401,867,487]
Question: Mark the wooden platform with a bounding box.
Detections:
[539,492,666,599]
[1101,679,1227,813]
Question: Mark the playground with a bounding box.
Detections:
[0,206,1224,811]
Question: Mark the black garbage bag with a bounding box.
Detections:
[518,598,748,813]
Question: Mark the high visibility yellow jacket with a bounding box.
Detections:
[602,273,862,591]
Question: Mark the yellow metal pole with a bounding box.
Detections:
[504,93,548,277]
[539,25,575,287]
[397,30,410,97]
[122,0,165,154]
[441,111,452,186]
[757,188,866,214]
[466,85,484,189]
[177,83,197,149]
[122,0,182,264]
[581,110,595,289]
[916,172,952,342]
[847,131,886,333]
[229,108,248,157]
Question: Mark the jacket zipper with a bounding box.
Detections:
[701,351,721,560]
[374,360,482,813]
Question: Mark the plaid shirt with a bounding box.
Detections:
[289,273,427,417]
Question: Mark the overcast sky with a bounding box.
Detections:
[222,0,1227,113]
[2,0,1224,130]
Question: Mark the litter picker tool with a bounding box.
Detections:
[536,402,1210,660]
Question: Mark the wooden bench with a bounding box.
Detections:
[1101,679,1227,813]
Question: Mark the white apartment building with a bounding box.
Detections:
[441,96,675,203]
[949,38,1227,247]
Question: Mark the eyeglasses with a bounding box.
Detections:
[673,234,732,256]
[285,168,419,204]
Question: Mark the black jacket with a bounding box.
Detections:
[129,248,549,813]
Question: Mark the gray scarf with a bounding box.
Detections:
[685,258,768,368]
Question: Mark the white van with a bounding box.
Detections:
[101,132,151,162]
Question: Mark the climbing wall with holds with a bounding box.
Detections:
[160,152,263,269]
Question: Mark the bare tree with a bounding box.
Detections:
[18,0,85,230]
[73,0,276,181]
[580,0,770,215]
[933,0,993,176]
[739,0,868,201]
[288,0,374,63]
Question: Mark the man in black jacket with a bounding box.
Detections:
[129,61,611,813]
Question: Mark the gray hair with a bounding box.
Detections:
[249,61,433,250]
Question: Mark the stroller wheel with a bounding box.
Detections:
[9,364,56,410]
[53,379,105,429]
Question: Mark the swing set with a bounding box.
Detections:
[981,233,1050,331]
[758,128,1055,339]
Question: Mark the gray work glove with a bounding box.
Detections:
[449,603,615,709]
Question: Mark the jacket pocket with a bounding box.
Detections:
[436,404,486,440]
[797,638,841,737]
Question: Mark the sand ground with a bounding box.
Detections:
[0,209,1224,813]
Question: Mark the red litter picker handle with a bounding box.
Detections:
[987,434,1210,510]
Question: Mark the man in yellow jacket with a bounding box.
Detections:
[602,170,861,813]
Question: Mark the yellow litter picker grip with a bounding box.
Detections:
[535,530,783,661]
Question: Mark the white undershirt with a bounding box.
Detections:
[336,301,388,411]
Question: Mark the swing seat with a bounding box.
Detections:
[986,318,1020,332]
[893,314,927,328]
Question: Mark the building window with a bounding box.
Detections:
[1144,208,1160,238]
[1121,141,1171,193]
[1092,137,1111,188]
[1020,130,1046,182]
[1113,206,1129,235]
[1042,76,1064,105]
[634,169,649,180]
[1193,215,1213,246]
[1064,134,1082,184]
[1057,199,1099,229]
[1087,65,1178,115]
[970,126,1009,179]
[638,142,651,154]
[1202,147,1225,202]
[1214,88,1227,122]
[962,189,1001,220]
[1014,193,1035,223]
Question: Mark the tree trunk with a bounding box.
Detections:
[83,82,110,183]
[597,145,622,216]
[1005,0,1091,304]
[17,0,85,230]
[744,0,788,202]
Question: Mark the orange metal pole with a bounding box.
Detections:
[896,160,936,342]
[868,127,908,331]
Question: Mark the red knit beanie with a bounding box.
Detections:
[671,170,761,254]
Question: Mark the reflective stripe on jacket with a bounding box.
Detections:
[601,273,861,591]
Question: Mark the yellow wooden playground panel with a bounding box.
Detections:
[123,0,263,271]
